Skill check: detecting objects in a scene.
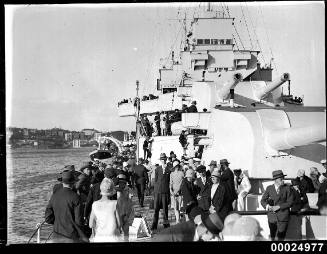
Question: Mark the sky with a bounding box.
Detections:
[5,2,325,132]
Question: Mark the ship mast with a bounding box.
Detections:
[135,80,140,164]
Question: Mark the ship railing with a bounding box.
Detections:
[27,221,53,244]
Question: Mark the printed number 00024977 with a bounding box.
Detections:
[271,243,324,252]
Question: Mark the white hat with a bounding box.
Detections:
[193,158,201,162]
[123,161,128,168]
[321,159,326,164]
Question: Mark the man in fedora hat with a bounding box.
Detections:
[53,165,79,194]
[207,168,230,221]
[261,170,293,241]
[151,153,172,230]
[152,207,223,242]
[219,159,237,212]
[195,165,212,212]
[45,170,88,243]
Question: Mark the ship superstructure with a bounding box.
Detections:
[117,4,326,182]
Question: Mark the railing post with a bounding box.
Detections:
[36,223,42,243]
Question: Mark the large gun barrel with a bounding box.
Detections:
[217,73,242,100]
[266,124,326,151]
[256,73,290,100]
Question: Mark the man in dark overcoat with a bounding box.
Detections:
[134,159,149,207]
[219,159,237,212]
[151,153,171,230]
[261,170,294,241]
[181,169,199,219]
[207,169,230,221]
[45,171,88,243]
[195,165,212,212]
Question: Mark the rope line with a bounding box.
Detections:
[245,2,267,66]
[223,3,245,50]
[259,5,277,71]
[241,4,253,49]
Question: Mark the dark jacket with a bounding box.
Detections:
[90,170,104,185]
[296,175,315,193]
[195,176,212,211]
[45,187,87,241]
[154,165,171,194]
[143,140,149,150]
[179,133,187,147]
[116,192,134,236]
[261,184,294,223]
[75,173,91,197]
[318,181,327,198]
[84,182,101,219]
[208,182,229,221]
[181,178,198,213]
[290,186,309,213]
[53,183,63,194]
[133,164,149,185]
[152,220,196,242]
[220,167,237,202]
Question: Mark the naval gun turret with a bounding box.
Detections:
[266,123,326,151]
[217,73,243,101]
[255,73,290,100]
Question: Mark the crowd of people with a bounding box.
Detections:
[44,147,327,242]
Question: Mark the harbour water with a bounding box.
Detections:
[6,147,95,244]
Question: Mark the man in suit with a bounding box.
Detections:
[152,207,224,242]
[151,153,172,230]
[195,165,211,212]
[219,159,237,212]
[181,169,199,220]
[45,171,88,243]
[261,170,294,241]
[208,168,230,221]
[134,159,149,207]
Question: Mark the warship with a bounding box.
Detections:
[27,3,326,243]
[117,3,326,239]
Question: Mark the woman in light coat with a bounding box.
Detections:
[89,178,122,242]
